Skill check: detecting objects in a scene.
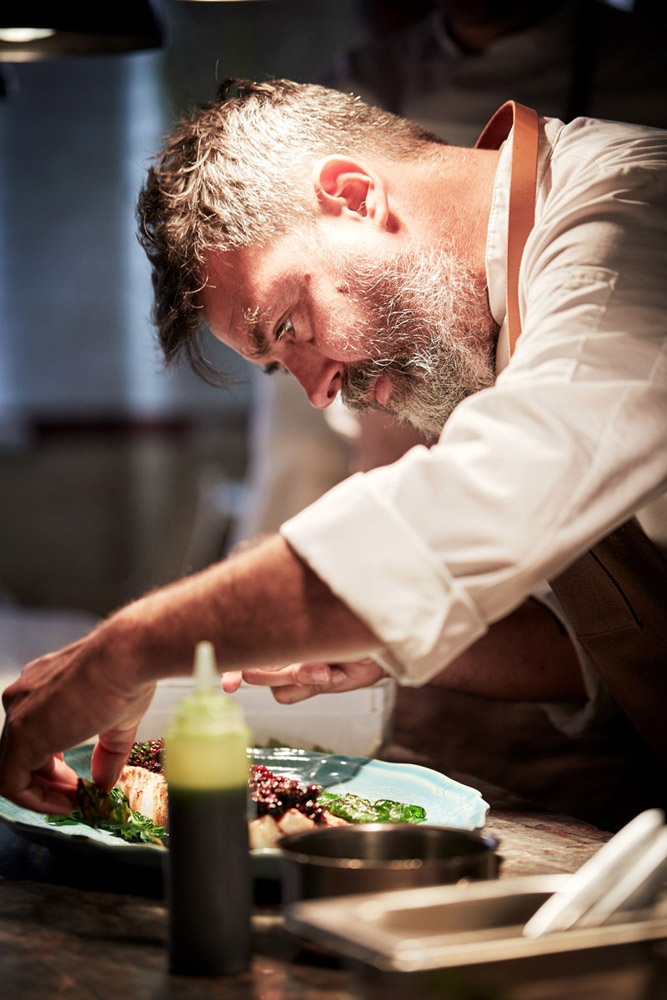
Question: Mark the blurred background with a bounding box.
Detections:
[0,0,662,656]
[0,0,371,622]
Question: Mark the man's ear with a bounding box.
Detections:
[312,155,390,228]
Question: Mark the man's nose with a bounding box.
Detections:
[286,348,343,409]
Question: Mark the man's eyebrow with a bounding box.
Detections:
[244,307,271,360]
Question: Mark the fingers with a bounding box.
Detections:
[28,755,80,813]
[220,663,341,705]
[221,670,243,694]
[240,659,387,700]
[12,775,78,816]
[271,684,324,704]
[91,723,142,792]
[0,746,79,816]
[240,662,336,688]
[269,676,338,704]
[221,662,348,704]
[0,629,156,812]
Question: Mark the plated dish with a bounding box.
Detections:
[0,745,489,875]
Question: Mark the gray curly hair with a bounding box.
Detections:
[136,78,446,383]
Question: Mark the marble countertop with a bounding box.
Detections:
[4,773,665,1000]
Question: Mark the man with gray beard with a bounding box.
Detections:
[335,243,496,435]
[1,79,666,831]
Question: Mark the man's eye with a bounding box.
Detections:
[263,362,285,375]
[275,316,294,342]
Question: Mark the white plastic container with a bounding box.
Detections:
[137,676,396,758]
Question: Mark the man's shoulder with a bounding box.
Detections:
[542,115,667,171]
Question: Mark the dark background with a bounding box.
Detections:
[0,0,369,615]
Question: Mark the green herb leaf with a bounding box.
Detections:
[320,791,426,825]
[46,780,167,846]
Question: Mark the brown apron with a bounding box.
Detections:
[476,103,667,772]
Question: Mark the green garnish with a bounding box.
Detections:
[126,739,164,773]
[320,791,426,825]
[44,772,426,848]
[46,779,166,846]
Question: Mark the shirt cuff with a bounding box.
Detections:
[281,472,488,684]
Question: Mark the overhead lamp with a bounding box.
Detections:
[0,1,165,62]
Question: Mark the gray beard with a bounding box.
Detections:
[335,246,498,436]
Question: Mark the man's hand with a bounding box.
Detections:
[222,658,388,704]
[221,598,586,706]
[0,534,382,814]
[0,626,155,816]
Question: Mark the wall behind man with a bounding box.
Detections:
[0,0,367,615]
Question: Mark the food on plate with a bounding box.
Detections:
[48,778,167,845]
[46,740,427,846]
[248,762,348,848]
[116,763,169,827]
[318,791,427,825]
[117,739,168,826]
[117,749,349,849]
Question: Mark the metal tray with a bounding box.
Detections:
[285,875,667,997]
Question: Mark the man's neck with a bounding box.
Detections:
[411,145,501,275]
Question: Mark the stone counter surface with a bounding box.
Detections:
[1,877,356,1000]
[484,808,611,878]
[0,793,626,1000]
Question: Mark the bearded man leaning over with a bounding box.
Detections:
[1,79,665,831]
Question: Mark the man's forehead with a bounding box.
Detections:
[203,246,247,289]
[203,237,287,289]
[199,249,245,344]
[201,246,279,355]
[201,244,264,306]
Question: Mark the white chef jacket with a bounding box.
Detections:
[281,115,667,696]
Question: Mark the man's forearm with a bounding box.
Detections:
[107,533,382,682]
[0,534,383,813]
[426,597,586,702]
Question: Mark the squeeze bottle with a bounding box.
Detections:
[163,641,251,975]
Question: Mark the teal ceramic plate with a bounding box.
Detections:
[0,745,489,875]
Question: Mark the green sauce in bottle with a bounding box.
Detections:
[163,641,251,976]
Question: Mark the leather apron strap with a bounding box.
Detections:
[476,102,667,771]
[475,101,539,356]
